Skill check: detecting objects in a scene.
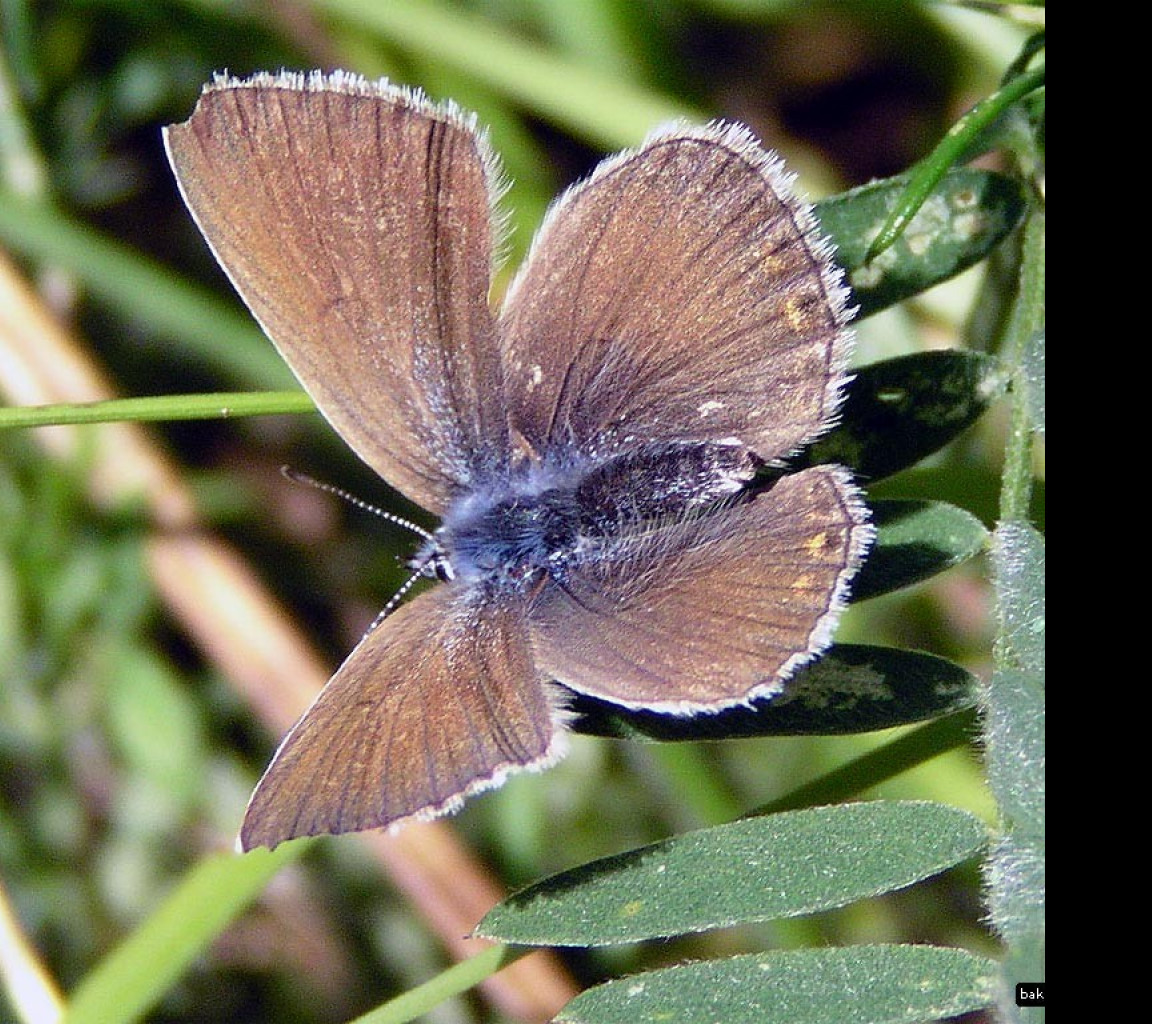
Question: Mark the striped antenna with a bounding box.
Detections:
[280,466,435,541]
[281,466,447,632]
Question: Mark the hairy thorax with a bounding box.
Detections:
[428,442,760,589]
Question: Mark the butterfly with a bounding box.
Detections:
[164,70,872,851]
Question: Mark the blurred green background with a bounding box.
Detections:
[1,2,1041,1022]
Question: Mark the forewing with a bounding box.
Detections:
[529,466,871,711]
[240,584,559,850]
[497,123,853,463]
[165,71,509,514]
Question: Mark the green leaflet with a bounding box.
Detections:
[556,944,998,1024]
[478,801,985,945]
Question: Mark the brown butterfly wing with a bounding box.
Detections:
[240,585,559,850]
[529,466,871,711]
[497,123,853,464]
[165,72,509,515]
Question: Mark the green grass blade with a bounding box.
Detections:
[311,0,701,149]
[0,193,291,388]
[348,944,525,1024]
[865,63,1043,261]
[758,711,977,815]
[63,843,310,1024]
[816,169,1027,317]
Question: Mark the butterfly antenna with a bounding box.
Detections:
[280,466,435,541]
[361,553,438,636]
[282,467,445,631]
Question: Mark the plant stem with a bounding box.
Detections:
[0,391,315,430]
[997,209,1045,530]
